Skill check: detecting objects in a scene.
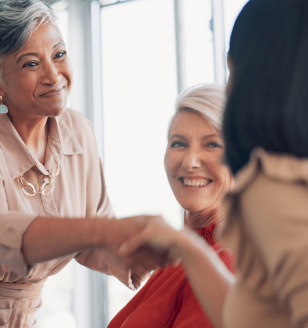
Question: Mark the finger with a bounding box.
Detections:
[171,258,182,267]
[122,245,171,271]
[130,271,144,290]
[117,272,136,291]
[136,245,170,268]
[127,282,136,291]
[119,234,150,257]
[124,248,166,272]
[131,263,151,281]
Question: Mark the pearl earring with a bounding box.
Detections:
[0,96,8,114]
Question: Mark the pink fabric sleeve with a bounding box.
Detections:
[0,164,36,276]
[75,158,134,288]
[0,210,36,276]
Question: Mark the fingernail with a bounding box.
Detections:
[128,283,136,291]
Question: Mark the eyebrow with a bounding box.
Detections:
[16,41,65,64]
[169,133,219,141]
[169,134,186,140]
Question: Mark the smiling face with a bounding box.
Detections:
[165,110,231,215]
[0,23,72,122]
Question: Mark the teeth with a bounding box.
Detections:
[182,178,210,187]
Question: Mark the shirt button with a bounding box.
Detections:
[21,298,27,302]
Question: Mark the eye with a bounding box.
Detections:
[22,61,38,68]
[170,141,186,148]
[206,142,224,148]
[54,51,66,59]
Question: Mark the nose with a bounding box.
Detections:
[40,61,61,85]
[182,149,201,171]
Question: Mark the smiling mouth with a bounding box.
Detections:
[179,178,212,187]
[40,86,65,97]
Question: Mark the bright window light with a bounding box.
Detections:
[101,0,181,320]
[51,0,68,13]
[224,0,249,54]
[181,0,215,88]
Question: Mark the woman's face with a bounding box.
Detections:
[0,23,72,121]
[165,110,231,214]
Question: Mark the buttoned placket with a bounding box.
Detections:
[0,111,91,327]
[37,169,60,217]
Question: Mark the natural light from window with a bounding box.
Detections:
[101,0,180,320]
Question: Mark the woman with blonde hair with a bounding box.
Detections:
[121,0,308,327]
[109,83,234,328]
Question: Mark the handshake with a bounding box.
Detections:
[101,215,193,290]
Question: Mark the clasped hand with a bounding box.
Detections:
[104,215,184,290]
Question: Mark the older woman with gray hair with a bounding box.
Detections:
[0,0,165,327]
[109,83,234,328]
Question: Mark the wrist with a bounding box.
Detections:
[166,229,191,262]
[84,218,116,249]
[174,228,210,262]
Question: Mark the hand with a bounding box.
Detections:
[119,215,185,267]
[97,248,151,290]
[101,215,172,289]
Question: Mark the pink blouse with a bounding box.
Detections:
[0,109,127,327]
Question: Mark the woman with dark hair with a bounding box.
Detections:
[121,0,308,327]
[220,0,308,326]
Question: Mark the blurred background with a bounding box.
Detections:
[38,0,248,327]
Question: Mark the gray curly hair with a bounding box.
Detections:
[0,0,57,57]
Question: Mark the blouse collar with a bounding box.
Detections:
[0,112,84,180]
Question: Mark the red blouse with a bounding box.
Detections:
[108,223,233,328]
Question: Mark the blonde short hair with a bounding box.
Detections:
[173,83,226,132]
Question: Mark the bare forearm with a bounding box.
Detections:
[118,217,234,326]
[22,217,115,265]
[176,235,234,328]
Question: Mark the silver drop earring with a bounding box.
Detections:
[0,96,8,114]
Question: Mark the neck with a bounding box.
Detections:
[8,113,49,164]
[184,207,221,230]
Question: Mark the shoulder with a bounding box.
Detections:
[55,108,100,159]
[57,108,97,147]
[59,108,94,132]
[226,148,308,195]
[224,148,308,213]
[219,148,308,246]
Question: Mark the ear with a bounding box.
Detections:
[0,75,6,99]
[0,88,6,99]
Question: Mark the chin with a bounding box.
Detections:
[181,202,205,214]
[183,206,201,213]
[47,106,66,117]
